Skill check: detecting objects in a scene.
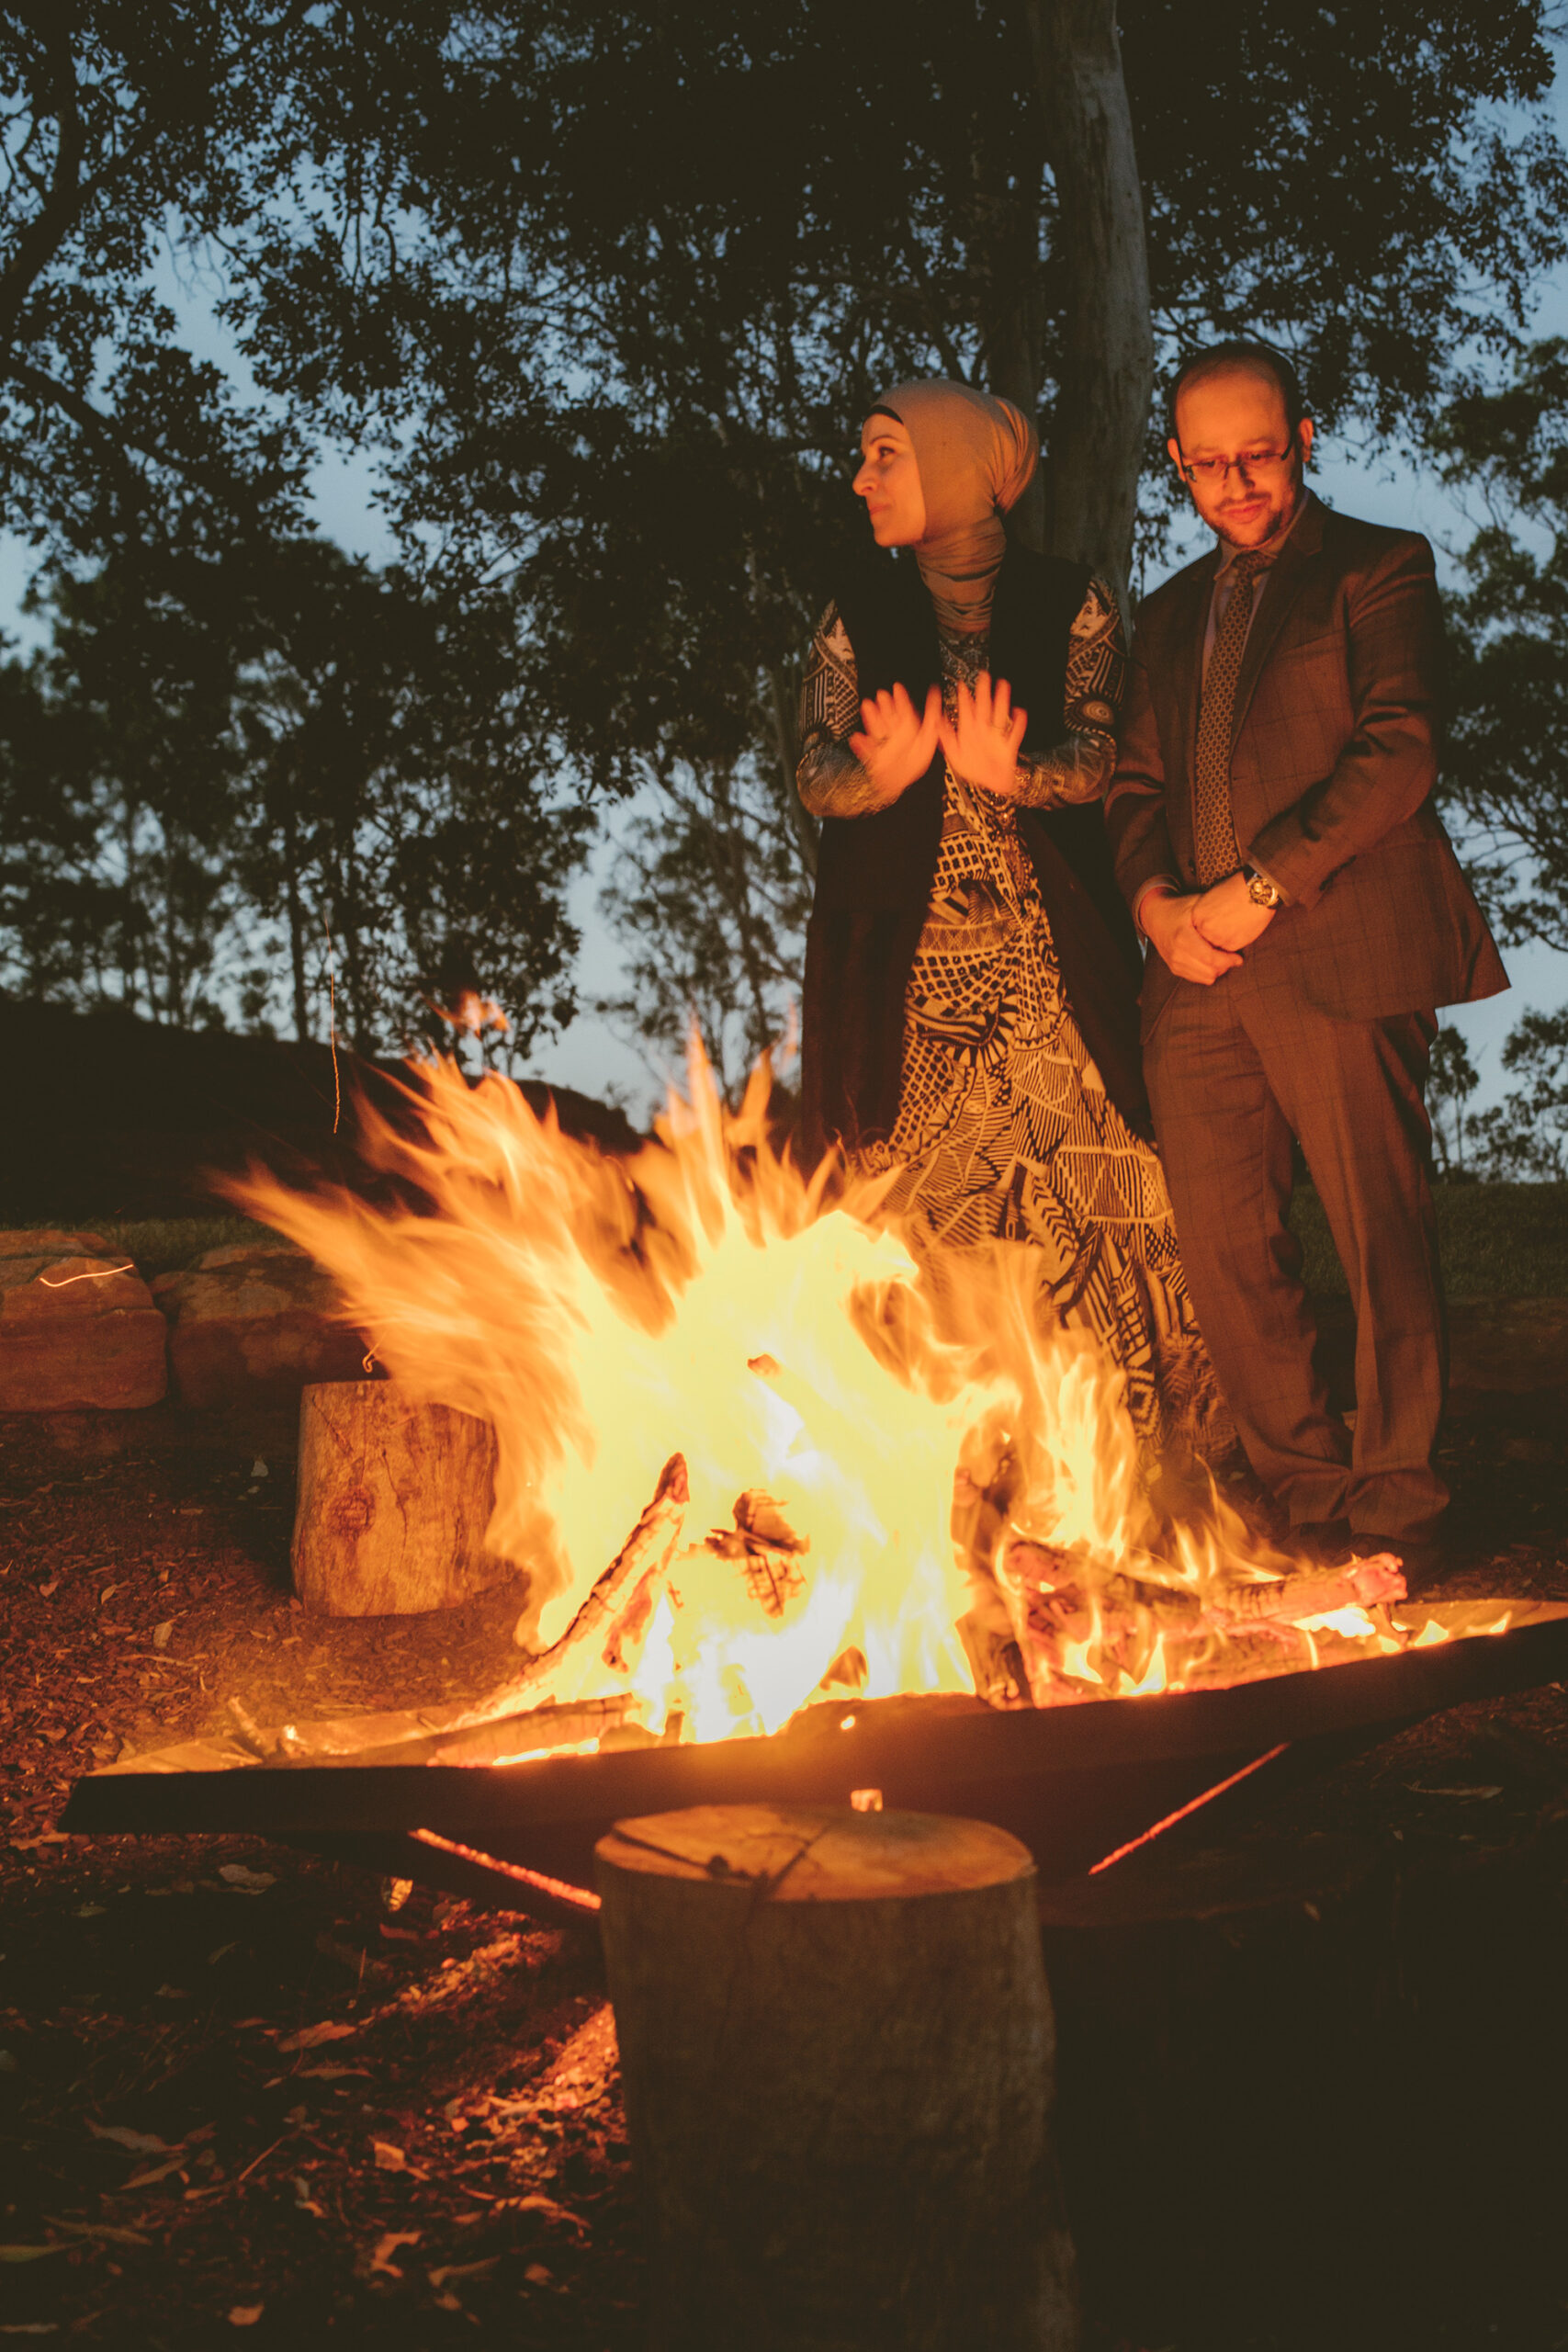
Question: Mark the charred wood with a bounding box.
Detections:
[511,1453,689,1702]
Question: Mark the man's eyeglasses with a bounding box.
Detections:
[1178,447,1299,486]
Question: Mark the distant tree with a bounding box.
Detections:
[596,762,814,1098]
[0,551,250,1022]
[1437,335,1568,958]
[1425,336,1568,1187]
[0,541,590,1055]
[1470,1009,1568,1181]
[1428,1023,1483,1180]
[231,539,588,1055]
[1419,1010,1568,1187]
[0,6,605,1060]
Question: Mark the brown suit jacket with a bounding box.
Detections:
[1108,492,1507,1035]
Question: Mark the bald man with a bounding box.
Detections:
[1108,340,1506,1572]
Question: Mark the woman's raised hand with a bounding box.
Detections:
[937,673,1028,798]
[849,683,942,806]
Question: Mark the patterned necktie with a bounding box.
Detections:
[1193,548,1267,885]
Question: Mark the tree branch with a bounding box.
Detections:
[0,2,314,349]
[0,23,92,346]
[1,351,283,521]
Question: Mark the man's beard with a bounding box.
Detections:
[1213,462,1304,550]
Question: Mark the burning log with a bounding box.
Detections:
[958,1600,1031,1707]
[512,1453,689,1700]
[704,1487,809,1618]
[291,1380,513,1616]
[1210,1555,1405,1623]
[997,1540,1409,1702]
[595,1800,1080,2351]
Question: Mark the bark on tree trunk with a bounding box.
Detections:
[597,1801,1080,2351]
[283,795,309,1042]
[763,659,819,879]
[1026,0,1154,611]
[291,1379,513,1615]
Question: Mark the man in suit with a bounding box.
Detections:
[1108,341,1506,1568]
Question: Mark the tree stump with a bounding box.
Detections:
[291,1379,511,1615]
[595,1801,1079,2352]
[1037,1830,1393,2345]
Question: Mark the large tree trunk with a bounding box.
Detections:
[1026,0,1154,610]
[763,659,818,879]
[597,1801,1080,2349]
[283,792,310,1042]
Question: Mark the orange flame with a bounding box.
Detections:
[229,1044,1497,1747]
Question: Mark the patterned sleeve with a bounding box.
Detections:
[1011,574,1126,810]
[795,603,886,820]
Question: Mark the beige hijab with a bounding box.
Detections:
[870,379,1039,635]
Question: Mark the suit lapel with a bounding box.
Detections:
[1227,494,1325,745]
[1171,548,1220,778]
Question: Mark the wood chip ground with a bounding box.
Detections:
[1,1391,1565,2347]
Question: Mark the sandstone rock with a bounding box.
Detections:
[0,1228,110,1260]
[154,1240,367,1408]
[0,1237,166,1412]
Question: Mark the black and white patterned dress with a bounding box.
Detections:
[797,580,1229,1463]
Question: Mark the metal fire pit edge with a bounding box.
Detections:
[62,1609,1568,1898]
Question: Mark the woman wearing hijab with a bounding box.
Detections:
[796,379,1225,1462]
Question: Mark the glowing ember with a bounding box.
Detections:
[230,1046,1502,1749]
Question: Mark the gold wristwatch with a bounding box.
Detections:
[1243,865,1281,910]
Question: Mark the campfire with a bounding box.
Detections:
[66,1039,1568,1914]
[212,1041,1515,1758]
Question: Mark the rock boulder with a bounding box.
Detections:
[0,1230,167,1411]
[153,1240,367,1409]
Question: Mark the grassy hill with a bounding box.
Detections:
[1291,1182,1568,1299]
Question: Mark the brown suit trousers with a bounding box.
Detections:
[1145,967,1443,1533]
[1110,495,1506,1540]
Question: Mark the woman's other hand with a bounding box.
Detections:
[849,684,942,805]
[937,673,1028,797]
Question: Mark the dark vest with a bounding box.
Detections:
[799,542,1149,1164]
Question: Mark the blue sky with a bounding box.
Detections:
[4,63,1565,1121]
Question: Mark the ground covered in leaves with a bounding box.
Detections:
[0,1404,638,2347]
[1,1386,1566,2347]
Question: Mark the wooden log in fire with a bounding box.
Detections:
[999,1544,1410,1700]
[1213,1554,1405,1622]
[596,1801,1080,2351]
[291,1379,513,1616]
[511,1452,689,1701]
